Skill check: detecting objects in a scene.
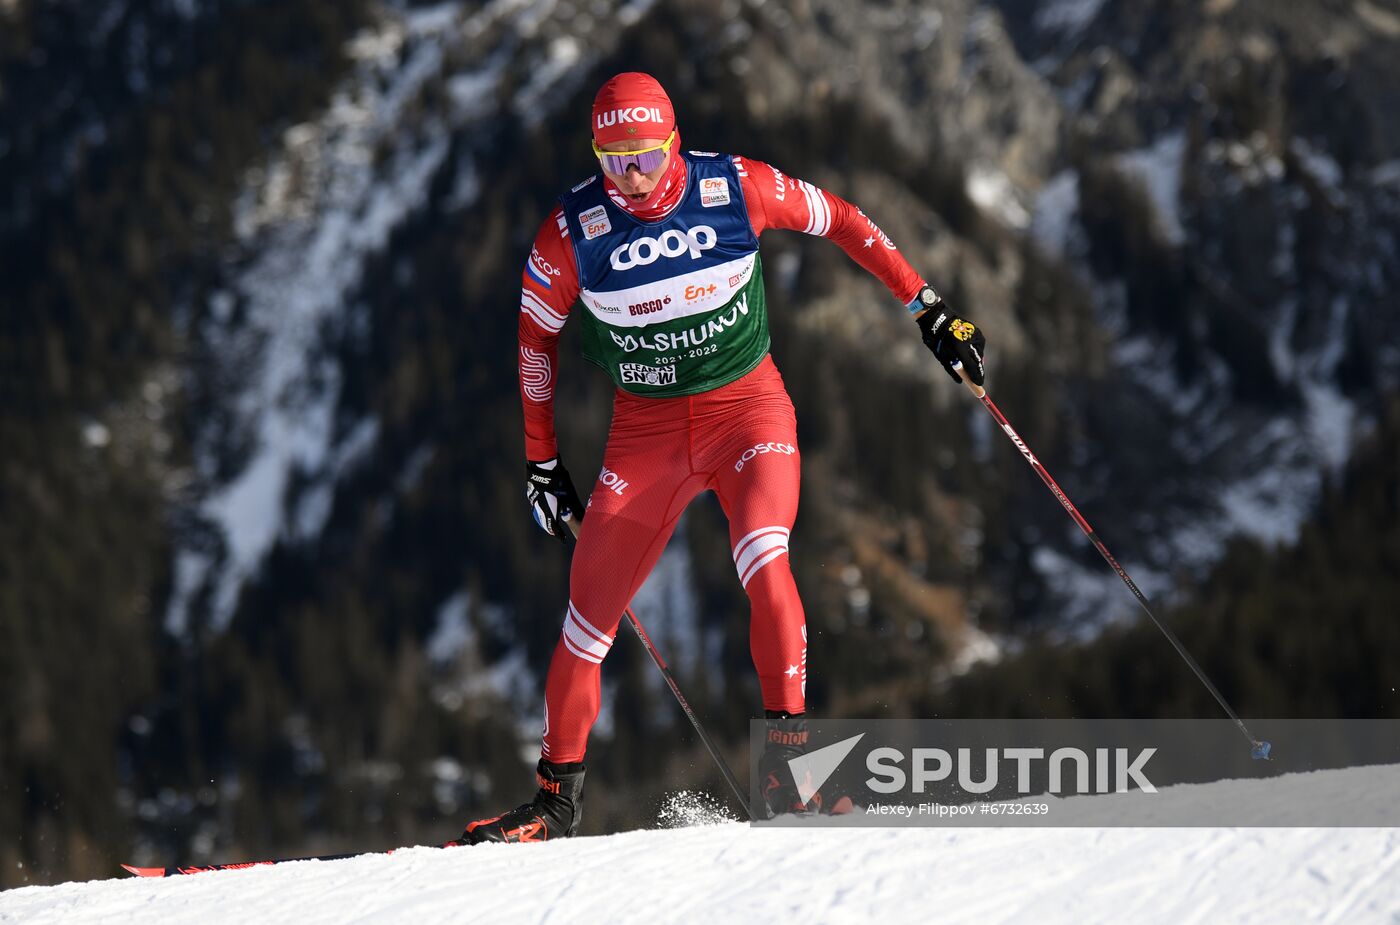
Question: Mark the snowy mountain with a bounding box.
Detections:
[4,764,1399,924]
[161,0,1400,651]
[5,0,1400,888]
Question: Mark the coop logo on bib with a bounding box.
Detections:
[609,225,717,270]
[618,363,678,387]
[579,205,612,241]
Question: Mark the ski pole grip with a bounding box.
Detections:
[953,363,986,399]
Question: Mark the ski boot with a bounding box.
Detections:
[460,759,585,843]
[758,713,854,818]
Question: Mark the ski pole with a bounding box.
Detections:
[952,367,1271,760]
[562,518,754,817]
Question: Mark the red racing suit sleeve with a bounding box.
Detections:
[518,206,579,461]
[732,156,926,306]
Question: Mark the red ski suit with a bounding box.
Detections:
[520,155,924,763]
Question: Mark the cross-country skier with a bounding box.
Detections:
[461,72,987,842]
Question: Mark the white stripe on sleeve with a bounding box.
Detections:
[521,290,566,332]
[799,181,831,237]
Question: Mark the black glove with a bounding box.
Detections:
[526,457,585,542]
[913,286,986,386]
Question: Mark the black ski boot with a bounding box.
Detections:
[758,713,811,818]
[461,759,585,843]
[758,713,855,818]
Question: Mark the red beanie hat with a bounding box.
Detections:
[591,72,675,145]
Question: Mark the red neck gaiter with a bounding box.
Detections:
[603,139,687,221]
[592,72,686,221]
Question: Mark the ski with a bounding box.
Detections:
[122,840,466,877]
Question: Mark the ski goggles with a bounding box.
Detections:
[591,131,676,175]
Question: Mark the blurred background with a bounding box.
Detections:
[3,0,1399,887]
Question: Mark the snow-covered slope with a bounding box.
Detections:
[5,766,1397,924]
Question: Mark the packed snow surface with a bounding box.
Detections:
[3,765,1397,924]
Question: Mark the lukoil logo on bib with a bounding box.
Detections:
[580,205,611,241]
[610,225,717,270]
[700,177,730,207]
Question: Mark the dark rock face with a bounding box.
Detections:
[3,0,1397,884]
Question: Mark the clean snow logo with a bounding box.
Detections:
[610,226,717,270]
[618,363,677,387]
